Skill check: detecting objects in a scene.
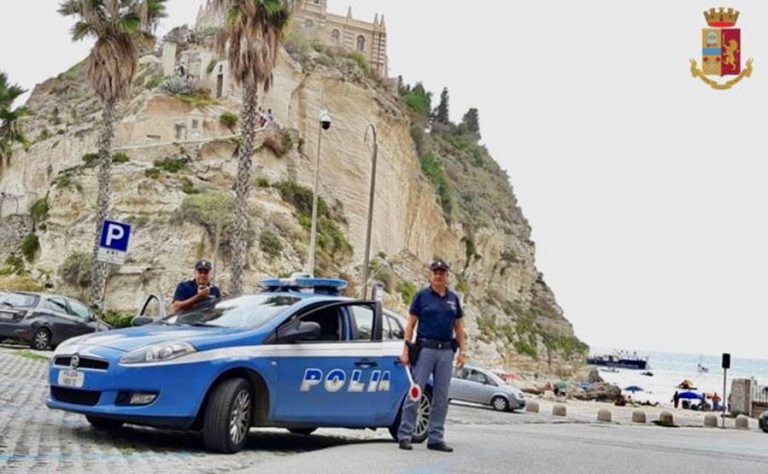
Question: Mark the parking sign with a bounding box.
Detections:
[96,220,131,265]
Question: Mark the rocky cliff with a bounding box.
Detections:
[0,26,586,375]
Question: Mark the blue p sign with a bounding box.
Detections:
[99,220,131,252]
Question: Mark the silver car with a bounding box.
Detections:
[449,366,526,411]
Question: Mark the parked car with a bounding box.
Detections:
[760,411,768,433]
[450,365,526,411]
[46,277,432,454]
[0,292,110,350]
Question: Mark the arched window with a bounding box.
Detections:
[356,35,366,52]
[331,29,340,43]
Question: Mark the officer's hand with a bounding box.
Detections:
[197,285,211,299]
[400,349,410,367]
[456,352,468,369]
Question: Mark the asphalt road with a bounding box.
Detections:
[2,344,766,474]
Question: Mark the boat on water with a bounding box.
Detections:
[587,351,649,370]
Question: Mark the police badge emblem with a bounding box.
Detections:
[690,7,753,90]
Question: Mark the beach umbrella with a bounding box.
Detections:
[678,391,704,400]
[624,385,644,393]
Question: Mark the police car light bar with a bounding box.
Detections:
[259,277,348,296]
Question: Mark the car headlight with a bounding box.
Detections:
[120,342,196,364]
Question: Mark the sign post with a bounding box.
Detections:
[721,352,730,428]
[95,220,132,330]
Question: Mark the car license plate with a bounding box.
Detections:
[0,312,13,320]
[57,369,85,388]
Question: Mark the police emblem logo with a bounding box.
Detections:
[70,354,80,369]
[690,7,753,90]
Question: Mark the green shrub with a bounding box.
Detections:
[514,339,539,360]
[419,153,453,223]
[275,180,326,217]
[1,254,26,276]
[397,280,417,305]
[112,152,130,163]
[219,111,239,132]
[181,177,199,194]
[103,311,134,329]
[153,157,187,173]
[145,167,161,179]
[180,191,235,232]
[21,234,40,262]
[29,198,49,228]
[346,51,371,76]
[81,153,99,166]
[58,252,93,288]
[255,176,270,188]
[259,229,283,259]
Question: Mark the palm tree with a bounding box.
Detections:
[59,0,167,306]
[0,72,27,167]
[214,0,291,296]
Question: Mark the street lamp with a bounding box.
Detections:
[361,124,379,299]
[307,109,332,275]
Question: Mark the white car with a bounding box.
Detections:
[450,366,525,411]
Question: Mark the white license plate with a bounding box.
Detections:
[57,369,85,388]
[0,312,14,320]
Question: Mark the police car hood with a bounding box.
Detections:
[58,325,249,353]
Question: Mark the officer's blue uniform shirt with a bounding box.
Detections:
[409,287,463,341]
[173,280,221,303]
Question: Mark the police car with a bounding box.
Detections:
[46,277,432,453]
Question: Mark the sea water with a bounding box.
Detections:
[589,350,768,406]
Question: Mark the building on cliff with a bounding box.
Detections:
[195,0,388,77]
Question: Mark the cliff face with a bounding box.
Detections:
[0,30,586,374]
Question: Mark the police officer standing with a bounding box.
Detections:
[397,259,468,452]
[172,260,221,312]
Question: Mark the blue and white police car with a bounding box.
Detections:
[46,277,432,453]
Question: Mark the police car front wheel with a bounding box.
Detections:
[202,378,253,453]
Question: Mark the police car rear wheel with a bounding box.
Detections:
[203,378,253,453]
[491,396,509,411]
[287,427,317,435]
[86,415,124,430]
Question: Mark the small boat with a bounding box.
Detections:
[587,351,649,370]
[641,371,654,377]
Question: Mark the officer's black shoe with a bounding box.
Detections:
[398,440,413,451]
[427,442,454,453]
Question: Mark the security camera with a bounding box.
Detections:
[319,110,332,130]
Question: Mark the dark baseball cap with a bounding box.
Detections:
[429,260,450,272]
[195,260,212,271]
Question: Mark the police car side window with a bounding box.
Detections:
[348,305,374,341]
[297,305,342,342]
[383,314,404,340]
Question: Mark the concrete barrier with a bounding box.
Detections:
[735,415,749,430]
[553,404,567,417]
[704,414,718,428]
[632,411,646,423]
[597,408,611,422]
[659,411,674,425]
[525,401,539,413]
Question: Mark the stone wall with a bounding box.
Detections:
[0,215,34,259]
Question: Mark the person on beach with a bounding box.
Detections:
[712,392,721,411]
[672,390,680,409]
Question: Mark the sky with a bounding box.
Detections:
[1,1,767,359]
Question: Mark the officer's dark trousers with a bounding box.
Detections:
[397,347,454,445]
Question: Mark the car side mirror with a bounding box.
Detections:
[278,321,321,343]
[132,316,155,327]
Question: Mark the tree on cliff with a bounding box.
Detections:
[434,87,450,125]
[459,107,481,140]
[0,72,27,165]
[59,0,167,306]
[214,0,292,296]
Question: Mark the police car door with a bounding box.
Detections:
[272,302,383,426]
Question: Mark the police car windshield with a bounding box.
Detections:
[164,295,300,329]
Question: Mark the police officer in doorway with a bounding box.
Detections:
[172,260,221,312]
[397,259,468,452]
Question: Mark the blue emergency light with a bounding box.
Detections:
[259,274,348,296]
